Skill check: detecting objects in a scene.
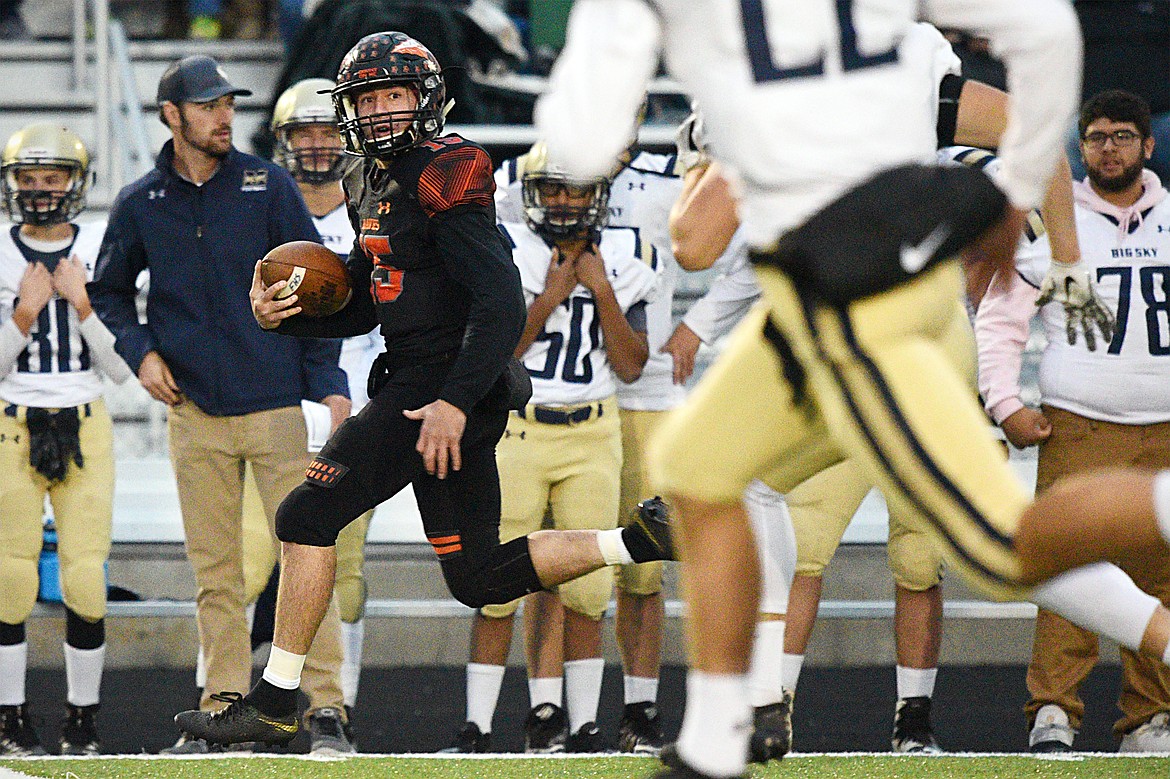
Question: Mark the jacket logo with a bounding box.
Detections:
[362,218,380,231]
[148,188,166,199]
[241,169,269,192]
[377,201,392,215]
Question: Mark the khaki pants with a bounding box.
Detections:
[168,402,344,712]
[1026,406,1170,737]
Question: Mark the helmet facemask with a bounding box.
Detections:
[522,172,610,241]
[335,76,444,159]
[274,122,347,185]
[2,162,88,226]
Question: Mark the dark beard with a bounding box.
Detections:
[179,117,231,160]
[1087,157,1144,193]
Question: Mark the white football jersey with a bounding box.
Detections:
[537,0,1081,248]
[0,222,122,407]
[314,204,380,412]
[497,151,685,410]
[501,222,658,406]
[1014,195,1170,424]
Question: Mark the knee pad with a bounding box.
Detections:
[443,536,543,610]
[336,577,368,623]
[558,568,615,621]
[0,558,39,625]
[275,483,342,546]
[61,560,108,622]
[887,518,944,591]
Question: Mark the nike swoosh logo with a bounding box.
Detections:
[258,716,299,733]
[899,224,951,274]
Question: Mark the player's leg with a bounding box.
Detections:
[614,408,667,754]
[50,400,115,756]
[650,305,843,779]
[760,263,1170,663]
[332,508,373,741]
[743,479,796,762]
[0,405,50,756]
[547,404,622,752]
[245,406,349,753]
[165,403,251,711]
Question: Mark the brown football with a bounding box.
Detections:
[260,240,351,318]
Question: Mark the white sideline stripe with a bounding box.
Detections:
[30,599,1039,620]
[0,768,36,778]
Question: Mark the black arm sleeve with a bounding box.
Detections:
[935,73,966,150]
[273,245,379,339]
[433,205,526,413]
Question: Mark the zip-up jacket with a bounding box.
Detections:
[88,140,347,415]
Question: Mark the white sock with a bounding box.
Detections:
[564,657,604,732]
[64,643,105,707]
[341,619,365,707]
[195,645,206,689]
[528,675,563,707]
[624,674,658,705]
[596,528,634,566]
[466,663,505,733]
[677,671,751,778]
[262,645,306,690]
[895,666,937,700]
[1031,562,1159,652]
[1155,471,1170,545]
[781,653,804,692]
[749,620,786,707]
[0,643,27,706]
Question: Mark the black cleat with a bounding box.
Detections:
[174,691,298,747]
[439,721,491,753]
[0,704,45,756]
[891,696,942,754]
[658,743,746,779]
[628,496,675,562]
[749,690,792,763]
[524,702,568,753]
[60,703,101,756]
[307,707,355,754]
[565,721,607,753]
[343,705,357,749]
[618,701,666,754]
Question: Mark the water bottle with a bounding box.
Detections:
[37,519,63,603]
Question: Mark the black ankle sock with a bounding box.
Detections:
[246,678,298,718]
[621,525,658,563]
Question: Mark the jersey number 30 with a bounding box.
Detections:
[740,0,898,83]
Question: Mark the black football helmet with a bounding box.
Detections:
[333,31,447,159]
[521,142,610,241]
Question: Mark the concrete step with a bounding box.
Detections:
[24,541,1078,669]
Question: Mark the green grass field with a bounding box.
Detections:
[2,755,1168,779]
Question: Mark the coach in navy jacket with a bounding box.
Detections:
[87,55,351,734]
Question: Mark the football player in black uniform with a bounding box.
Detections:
[174,31,674,747]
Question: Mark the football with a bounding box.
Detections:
[260,240,351,318]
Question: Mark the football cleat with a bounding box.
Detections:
[618,701,666,755]
[307,707,355,755]
[627,497,676,562]
[892,696,943,754]
[0,704,46,756]
[565,721,606,753]
[174,691,298,747]
[524,702,568,754]
[1029,704,1075,753]
[59,703,101,756]
[439,721,492,753]
[1119,712,1170,752]
[748,690,792,762]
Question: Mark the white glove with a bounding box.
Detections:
[1035,260,1116,351]
[674,111,709,173]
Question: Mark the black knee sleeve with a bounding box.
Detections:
[66,609,104,649]
[276,483,348,546]
[444,536,544,609]
[0,621,25,646]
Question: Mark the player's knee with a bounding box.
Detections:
[888,548,944,591]
[616,561,663,596]
[275,484,339,546]
[446,574,490,610]
[61,563,108,620]
[336,577,368,623]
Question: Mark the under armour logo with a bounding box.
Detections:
[378,202,392,214]
[503,430,525,440]
[148,188,166,199]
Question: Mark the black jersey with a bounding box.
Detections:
[276,135,526,414]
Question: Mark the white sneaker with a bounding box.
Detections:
[1029,704,1075,752]
[1119,712,1170,753]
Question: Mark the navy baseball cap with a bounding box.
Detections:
[156,55,253,105]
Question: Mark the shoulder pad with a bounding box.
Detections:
[417,138,496,216]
